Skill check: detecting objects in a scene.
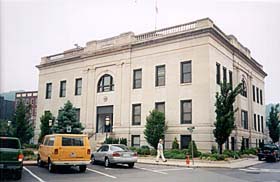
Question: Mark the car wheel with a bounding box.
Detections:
[128,163,134,168]
[258,156,262,161]
[79,165,87,173]
[48,159,56,173]
[104,158,111,168]
[37,155,44,167]
[14,170,22,180]
[91,155,96,164]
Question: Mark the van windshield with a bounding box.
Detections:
[0,138,20,149]
[62,137,84,146]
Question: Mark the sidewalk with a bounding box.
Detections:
[137,156,264,169]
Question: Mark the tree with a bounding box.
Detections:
[0,120,15,137]
[144,110,167,149]
[14,99,34,144]
[213,81,242,154]
[38,111,55,143]
[52,101,84,134]
[172,137,179,149]
[267,104,280,143]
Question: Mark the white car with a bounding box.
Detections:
[91,144,138,168]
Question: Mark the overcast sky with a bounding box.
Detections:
[0,0,279,104]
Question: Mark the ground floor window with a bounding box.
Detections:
[180,135,191,149]
[231,137,235,151]
[131,135,140,148]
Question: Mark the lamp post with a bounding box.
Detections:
[187,126,195,165]
[7,120,12,136]
[105,116,110,140]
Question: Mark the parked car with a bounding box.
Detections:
[91,144,137,168]
[0,137,24,180]
[257,144,280,162]
[37,134,91,173]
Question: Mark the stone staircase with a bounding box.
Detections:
[89,132,115,151]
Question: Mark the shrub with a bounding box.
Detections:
[223,150,240,159]
[172,137,179,149]
[136,147,150,155]
[129,146,137,151]
[141,145,150,150]
[188,141,200,157]
[104,137,119,144]
[23,150,34,156]
[119,138,127,146]
[211,145,218,154]
[200,153,211,160]
[112,138,119,144]
[150,149,157,156]
[23,143,38,149]
[241,148,257,155]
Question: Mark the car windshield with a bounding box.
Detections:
[263,144,278,150]
[0,138,20,149]
[110,145,129,152]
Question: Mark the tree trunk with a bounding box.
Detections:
[218,144,223,154]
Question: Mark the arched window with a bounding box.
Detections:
[97,74,114,92]
[241,78,247,97]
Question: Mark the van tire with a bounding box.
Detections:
[128,163,134,168]
[91,155,96,164]
[37,155,44,167]
[79,165,87,173]
[104,158,111,167]
[48,159,56,173]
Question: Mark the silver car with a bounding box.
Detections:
[91,144,138,168]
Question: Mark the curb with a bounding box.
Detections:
[23,161,37,166]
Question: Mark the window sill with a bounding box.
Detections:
[180,82,192,86]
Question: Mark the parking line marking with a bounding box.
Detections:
[134,166,167,174]
[157,168,193,172]
[23,167,46,182]
[87,168,117,178]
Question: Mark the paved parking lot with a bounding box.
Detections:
[1,162,280,182]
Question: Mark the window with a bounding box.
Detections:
[60,80,66,97]
[216,63,221,84]
[133,69,142,89]
[132,104,141,125]
[48,137,55,146]
[257,115,260,132]
[229,71,233,87]
[155,102,165,114]
[75,108,80,122]
[45,83,52,99]
[181,135,191,149]
[252,85,255,102]
[241,79,247,97]
[181,100,192,124]
[256,87,259,103]
[75,78,82,95]
[223,67,227,83]
[131,135,140,148]
[260,90,263,105]
[62,137,84,146]
[181,61,192,83]
[261,116,264,133]
[254,114,257,131]
[155,65,165,86]
[241,110,248,129]
[97,74,114,92]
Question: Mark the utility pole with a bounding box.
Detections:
[187,126,195,165]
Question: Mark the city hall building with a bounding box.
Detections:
[35,18,267,151]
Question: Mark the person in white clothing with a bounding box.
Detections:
[156,139,167,162]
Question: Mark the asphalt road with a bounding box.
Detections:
[1,161,280,182]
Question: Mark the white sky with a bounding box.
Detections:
[0,0,279,104]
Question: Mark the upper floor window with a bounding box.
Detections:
[132,104,141,125]
[97,74,114,92]
[260,89,263,105]
[75,78,82,95]
[216,63,221,85]
[75,108,80,122]
[60,80,66,97]
[229,71,233,87]
[133,69,142,89]
[252,85,256,102]
[223,67,227,83]
[261,116,264,133]
[181,61,192,83]
[155,65,165,86]
[45,83,52,99]
[155,102,165,114]
[241,79,247,97]
[253,114,257,131]
[241,110,248,129]
[181,100,192,124]
[256,87,259,103]
[257,115,260,132]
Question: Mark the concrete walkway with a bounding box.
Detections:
[24,157,264,169]
[137,156,264,169]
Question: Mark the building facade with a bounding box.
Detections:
[0,96,15,121]
[15,91,38,128]
[35,18,267,151]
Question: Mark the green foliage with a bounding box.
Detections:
[267,104,280,143]
[39,111,55,143]
[52,101,84,134]
[188,141,200,157]
[119,138,127,146]
[104,137,119,144]
[240,148,257,155]
[23,149,34,156]
[213,81,242,154]
[0,120,15,137]
[23,143,38,149]
[163,149,190,159]
[14,99,34,144]
[172,137,179,149]
[150,149,157,156]
[129,146,137,151]
[137,146,151,155]
[144,110,167,149]
[211,145,218,154]
[223,150,240,159]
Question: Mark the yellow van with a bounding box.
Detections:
[37,134,91,173]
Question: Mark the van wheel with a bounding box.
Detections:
[258,156,262,161]
[91,155,96,164]
[79,165,87,173]
[48,160,56,173]
[37,155,44,167]
[128,163,134,168]
[104,158,111,167]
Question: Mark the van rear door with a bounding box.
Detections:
[59,136,88,161]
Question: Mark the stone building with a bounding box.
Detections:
[0,96,15,121]
[35,18,267,151]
